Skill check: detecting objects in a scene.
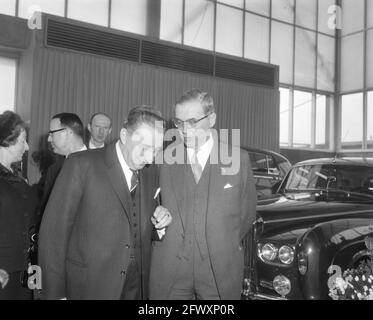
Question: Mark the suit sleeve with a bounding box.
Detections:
[239,151,257,242]
[38,156,84,299]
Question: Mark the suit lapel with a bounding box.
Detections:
[206,138,223,219]
[104,143,132,220]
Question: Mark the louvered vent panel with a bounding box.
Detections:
[46,19,140,62]
[45,18,276,88]
[141,41,214,76]
[215,56,276,87]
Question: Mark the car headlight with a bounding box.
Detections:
[278,245,295,264]
[260,243,278,261]
[273,275,291,297]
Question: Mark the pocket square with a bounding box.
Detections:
[154,187,161,199]
[224,183,233,189]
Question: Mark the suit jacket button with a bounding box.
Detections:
[120,270,126,275]
[125,244,130,249]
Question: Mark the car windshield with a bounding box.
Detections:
[283,163,373,200]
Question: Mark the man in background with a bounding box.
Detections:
[87,112,112,149]
[39,113,87,217]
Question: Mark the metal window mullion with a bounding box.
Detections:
[65,0,68,18]
[363,0,368,149]
[242,0,245,58]
[182,0,185,45]
[268,0,272,63]
[311,92,316,148]
[363,92,368,149]
[289,88,294,147]
[108,0,111,28]
[213,0,217,54]
[290,1,296,147]
[335,0,342,153]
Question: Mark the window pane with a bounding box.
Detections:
[160,0,183,44]
[68,0,108,27]
[293,90,312,147]
[316,94,326,147]
[245,0,270,16]
[368,92,373,149]
[295,0,316,30]
[280,87,290,146]
[216,4,243,57]
[317,34,335,92]
[111,0,147,35]
[218,0,243,9]
[341,33,364,92]
[0,0,16,16]
[271,21,293,84]
[341,93,363,149]
[0,57,17,113]
[244,13,269,62]
[272,0,294,24]
[19,0,64,18]
[318,0,336,36]
[341,0,364,36]
[184,0,214,51]
[294,28,316,88]
[366,29,373,88]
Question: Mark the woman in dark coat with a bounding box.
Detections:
[0,111,38,300]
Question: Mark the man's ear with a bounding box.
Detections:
[119,128,128,145]
[87,124,92,133]
[108,127,112,135]
[209,112,216,128]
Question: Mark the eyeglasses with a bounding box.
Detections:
[172,113,211,129]
[48,128,67,136]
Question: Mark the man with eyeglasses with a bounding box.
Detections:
[38,113,87,221]
[149,89,256,300]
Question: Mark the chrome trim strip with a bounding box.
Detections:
[262,209,373,225]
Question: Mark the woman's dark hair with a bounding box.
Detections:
[0,111,26,147]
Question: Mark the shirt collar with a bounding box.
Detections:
[66,145,87,158]
[115,140,134,190]
[187,132,214,168]
[89,139,104,149]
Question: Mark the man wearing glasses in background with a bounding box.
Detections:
[149,89,256,300]
[38,113,87,220]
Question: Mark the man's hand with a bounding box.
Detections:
[151,206,172,229]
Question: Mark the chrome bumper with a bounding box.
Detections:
[252,293,287,300]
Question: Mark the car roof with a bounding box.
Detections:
[295,157,373,167]
[241,146,290,164]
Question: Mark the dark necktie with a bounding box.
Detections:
[130,169,138,192]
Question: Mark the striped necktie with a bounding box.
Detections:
[191,150,203,184]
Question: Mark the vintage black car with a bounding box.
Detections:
[243,157,373,300]
[242,147,291,200]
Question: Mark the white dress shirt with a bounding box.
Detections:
[115,141,134,191]
[186,133,214,170]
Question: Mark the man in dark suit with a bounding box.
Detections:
[149,89,257,300]
[38,106,172,300]
[39,113,87,217]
